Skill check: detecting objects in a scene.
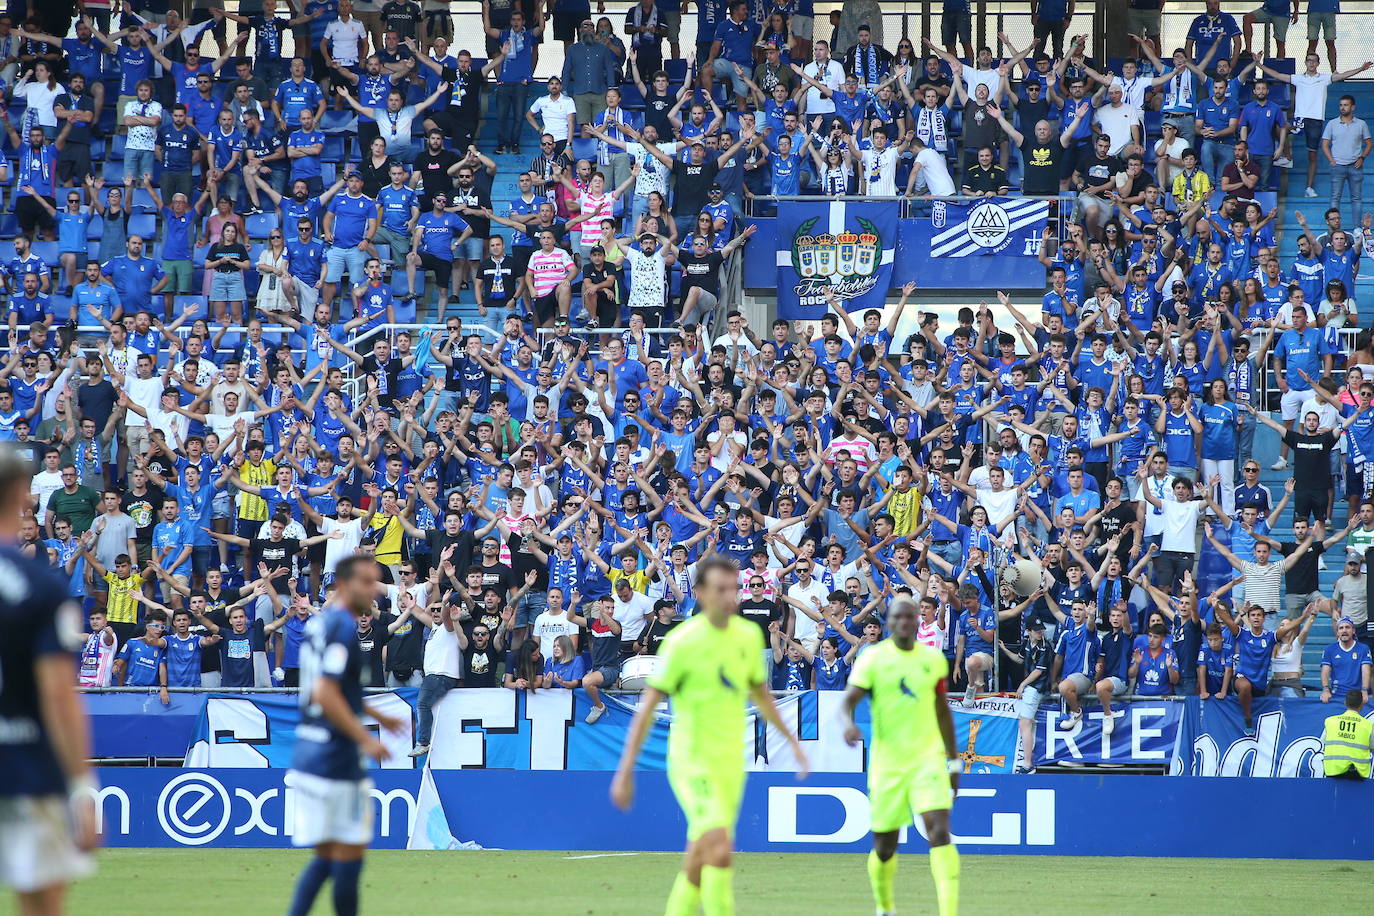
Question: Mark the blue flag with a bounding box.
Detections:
[775,200,897,319]
[928,197,1049,257]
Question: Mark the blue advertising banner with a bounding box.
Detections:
[1182,695,1374,777]
[416,771,1374,858]
[89,768,420,849]
[774,201,897,320]
[87,693,206,758]
[1033,700,1184,767]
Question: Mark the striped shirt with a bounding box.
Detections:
[1240,560,1284,615]
[577,191,614,246]
[528,248,574,296]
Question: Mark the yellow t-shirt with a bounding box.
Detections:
[649,614,765,774]
[104,572,144,624]
[848,640,949,770]
[370,513,404,563]
[236,458,276,521]
[609,568,651,594]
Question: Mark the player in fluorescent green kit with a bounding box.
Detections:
[842,596,962,916]
[611,557,810,916]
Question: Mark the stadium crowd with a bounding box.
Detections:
[5,1,1363,765]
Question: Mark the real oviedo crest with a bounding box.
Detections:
[789,215,884,309]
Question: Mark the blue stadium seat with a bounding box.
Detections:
[101,160,125,181]
[664,59,688,82]
[31,241,58,265]
[175,295,209,322]
[393,296,417,323]
[618,81,644,109]
[128,212,156,239]
[319,110,357,134]
[322,135,346,162]
[131,188,157,212]
[245,211,279,239]
[109,134,125,160]
[570,137,598,162]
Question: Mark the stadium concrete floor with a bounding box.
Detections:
[12,849,1372,914]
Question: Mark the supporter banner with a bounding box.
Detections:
[182,692,418,769]
[412,771,1374,859]
[1033,700,1184,767]
[89,768,420,849]
[927,197,1050,258]
[422,688,1017,775]
[87,692,206,758]
[1181,696,1374,778]
[774,201,897,320]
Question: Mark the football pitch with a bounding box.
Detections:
[12,850,1372,915]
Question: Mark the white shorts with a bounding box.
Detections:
[1099,675,1129,696]
[0,795,93,894]
[1015,685,1043,719]
[965,651,993,669]
[289,772,374,848]
[1280,387,1309,422]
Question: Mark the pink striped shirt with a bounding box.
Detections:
[528,248,574,296]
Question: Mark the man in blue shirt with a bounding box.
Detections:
[374,162,420,258]
[485,8,541,154]
[101,236,168,317]
[403,192,473,315]
[272,57,326,132]
[287,108,327,195]
[954,583,997,707]
[1184,0,1242,69]
[73,261,120,322]
[1237,80,1286,189]
[1322,616,1373,703]
[321,171,379,309]
[285,217,328,312]
[1194,78,1239,183]
[151,499,194,587]
[155,103,202,204]
[1051,597,1101,728]
[11,128,57,239]
[115,611,168,700]
[1272,306,1327,469]
[7,273,53,334]
[704,0,760,110]
[146,179,206,319]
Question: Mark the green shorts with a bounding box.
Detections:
[1126,8,1161,35]
[1250,8,1290,41]
[373,225,412,259]
[164,259,193,295]
[868,757,953,833]
[668,763,745,842]
[1307,11,1337,40]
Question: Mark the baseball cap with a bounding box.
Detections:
[709,182,723,192]
[345,169,362,180]
[553,315,569,326]
[1028,619,1046,632]
[690,138,706,147]
[1339,616,1356,626]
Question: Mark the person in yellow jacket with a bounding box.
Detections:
[1322,689,1374,780]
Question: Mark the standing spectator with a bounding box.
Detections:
[1238,79,1287,189]
[1322,93,1371,226]
[1185,0,1242,71]
[704,1,760,113]
[487,9,540,154]
[526,76,577,154]
[562,19,617,133]
[1306,0,1342,71]
[624,0,666,84]
[1030,0,1074,60]
[1257,56,1372,197]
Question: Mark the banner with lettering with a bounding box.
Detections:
[775,200,897,320]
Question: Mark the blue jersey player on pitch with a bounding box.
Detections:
[287,555,406,916]
[0,445,100,913]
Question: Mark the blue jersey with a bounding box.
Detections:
[0,548,78,795]
[1322,641,1373,695]
[118,638,166,687]
[1054,620,1100,677]
[1134,646,1178,696]
[152,519,194,577]
[293,607,367,780]
[959,606,997,656]
[217,619,265,689]
[1274,327,1322,390]
[275,78,324,129]
[1162,410,1196,465]
[165,632,204,687]
[1199,401,1238,460]
[376,184,418,233]
[1233,627,1277,687]
[1197,643,1232,693]
[353,281,393,333]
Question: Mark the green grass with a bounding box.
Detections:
[7,850,1372,915]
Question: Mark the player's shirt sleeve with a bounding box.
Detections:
[848,647,875,692]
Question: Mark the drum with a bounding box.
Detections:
[618,654,663,692]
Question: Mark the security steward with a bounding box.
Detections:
[1322,689,1374,780]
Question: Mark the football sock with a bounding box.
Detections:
[287,855,331,916]
[664,871,701,916]
[930,843,960,916]
[867,850,897,913]
[699,864,735,916]
[330,858,364,916]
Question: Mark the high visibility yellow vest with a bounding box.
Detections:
[1322,710,1373,779]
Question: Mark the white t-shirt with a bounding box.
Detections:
[706,429,747,472]
[323,17,367,66]
[530,94,577,142]
[978,488,1019,540]
[1134,473,1177,537]
[422,617,462,677]
[17,79,64,128]
[122,98,162,151]
[532,611,579,657]
[319,515,364,574]
[962,67,1001,103]
[1094,103,1142,155]
[1155,134,1190,165]
[205,410,257,442]
[803,59,845,114]
[626,141,677,197]
[1290,72,1333,122]
[861,146,900,196]
[31,469,62,516]
[612,590,655,640]
[622,247,667,312]
[123,375,162,427]
[787,577,829,643]
[914,147,956,196]
[1159,498,1202,553]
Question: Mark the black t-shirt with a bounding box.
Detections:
[383,611,426,674]
[478,255,520,307]
[452,181,492,236]
[1097,501,1137,559]
[121,486,165,544]
[639,616,680,654]
[477,560,515,596]
[670,158,718,217]
[1281,540,1326,594]
[643,89,675,139]
[463,641,501,686]
[677,249,723,296]
[739,597,781,636]
[1019,137,1063,195]
[355,619,389,686]
[581,261,617,307]
[251,537,303,590]
[1283,429,1337,488]
[1077,152,1123,197]
[448,67,489,120]
[359,354,404,408]
[190,607,229,673]
[962,164,1008,194]
[960,100,1002,151]
[413,148,461,198]
[77,379,118,431]
[505,531,547,590]
[208,242,249,273]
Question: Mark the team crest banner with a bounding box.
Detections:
[929,197,1050,257]
[776,201,897,319]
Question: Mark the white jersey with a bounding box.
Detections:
[77,628,117,686]
[861,146,900,196]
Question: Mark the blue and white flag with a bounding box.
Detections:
[929,197,1050,258]
[776,200,897,319]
